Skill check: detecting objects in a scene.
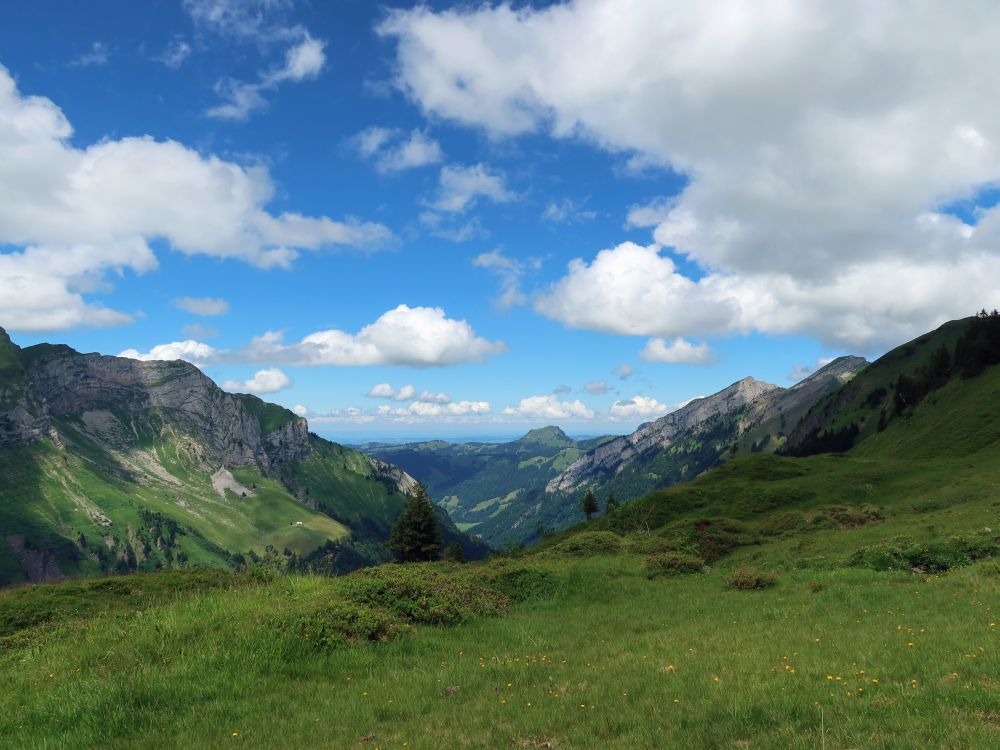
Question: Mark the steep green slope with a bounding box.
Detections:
[1,476,996,748]
[0,331,484,586]
[785,317,975,452]
[533,328,1000,570]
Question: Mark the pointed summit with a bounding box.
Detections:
[793,356,868,388]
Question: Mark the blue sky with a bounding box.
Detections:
[2,1,999,440]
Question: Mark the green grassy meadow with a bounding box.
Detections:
[3,319,1000,747]
[1,553,997,749]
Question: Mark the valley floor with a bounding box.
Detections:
[1,555,997,749]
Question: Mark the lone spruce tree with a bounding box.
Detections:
[389,483,442,562]
[580,489,599,521]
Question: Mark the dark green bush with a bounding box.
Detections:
[645,551,705,579]
[472,563,559,603]
[664,518,756,562]
[279,601,399,651]
[722,569,777,590]
[848,533,999,573]
[758,511,805,537]
[549,531,623,557]
[341,565,510,625]
[624,535,671,555]
[812,504,884,528]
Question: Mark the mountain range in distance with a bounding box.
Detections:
[4,313,998,585]
[364,355,868,547]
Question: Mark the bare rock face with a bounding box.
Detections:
[0,335,309,472]
[547,377,780,494]
[743,356,868,429]
[546,357,869,496]
[369,457,420,496]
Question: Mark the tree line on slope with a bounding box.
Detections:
[785,310,1000,458]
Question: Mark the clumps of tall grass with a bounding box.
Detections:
[848,531,999,573]
[645,551,706,579]
[547,531,624,557]
[722,569,778,590]
[277,561,560,652]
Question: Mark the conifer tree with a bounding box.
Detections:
[580,489,599,520]
[605,492,620,514]
[388,483,442,562]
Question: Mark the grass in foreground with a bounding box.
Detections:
[1,554,997,749]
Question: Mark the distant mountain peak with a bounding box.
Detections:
[793,356,869,389]
[518,425,572,446]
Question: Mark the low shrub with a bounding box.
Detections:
[549,531,623,557]
[664,518,756,562]
[472,563,559,603]
[623,535,671,555]
[758,511,805,537]
[645,551,705,579]
[848,532,1000,573]
[278,601,399,651]
[341,565,510,625]
[812,504,884,528]
[722,569,777,590]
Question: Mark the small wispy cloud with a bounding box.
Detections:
[542,198,596,224]
[69,42,110,68]
[208,34,326,120]
[159,38,192,69]
[174,297,230,316]
[351,127,443,173]
[473,250,541,309]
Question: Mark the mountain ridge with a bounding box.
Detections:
[0,328,483,586]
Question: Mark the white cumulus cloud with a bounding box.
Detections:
[640,337,716,365]
[431,163,515,213]
[120,305,506,368]
[222,367,292,394]
[119,340,218,363]
[609,395,672,421]
[0,65,391,331]
[380,1,1000,349]
[503,394,595,420]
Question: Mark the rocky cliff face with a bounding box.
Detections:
[0,334,309,472]
[546,358,868,496]
[368,457,421,496]
[547,377,780,494]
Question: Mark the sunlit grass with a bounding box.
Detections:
[1,555,996,749]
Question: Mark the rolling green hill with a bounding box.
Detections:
[362,427,617,545]
[1,316,998,748]
[0,329,484,586]
[376,357,867,550]
[534,314,1000,568]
